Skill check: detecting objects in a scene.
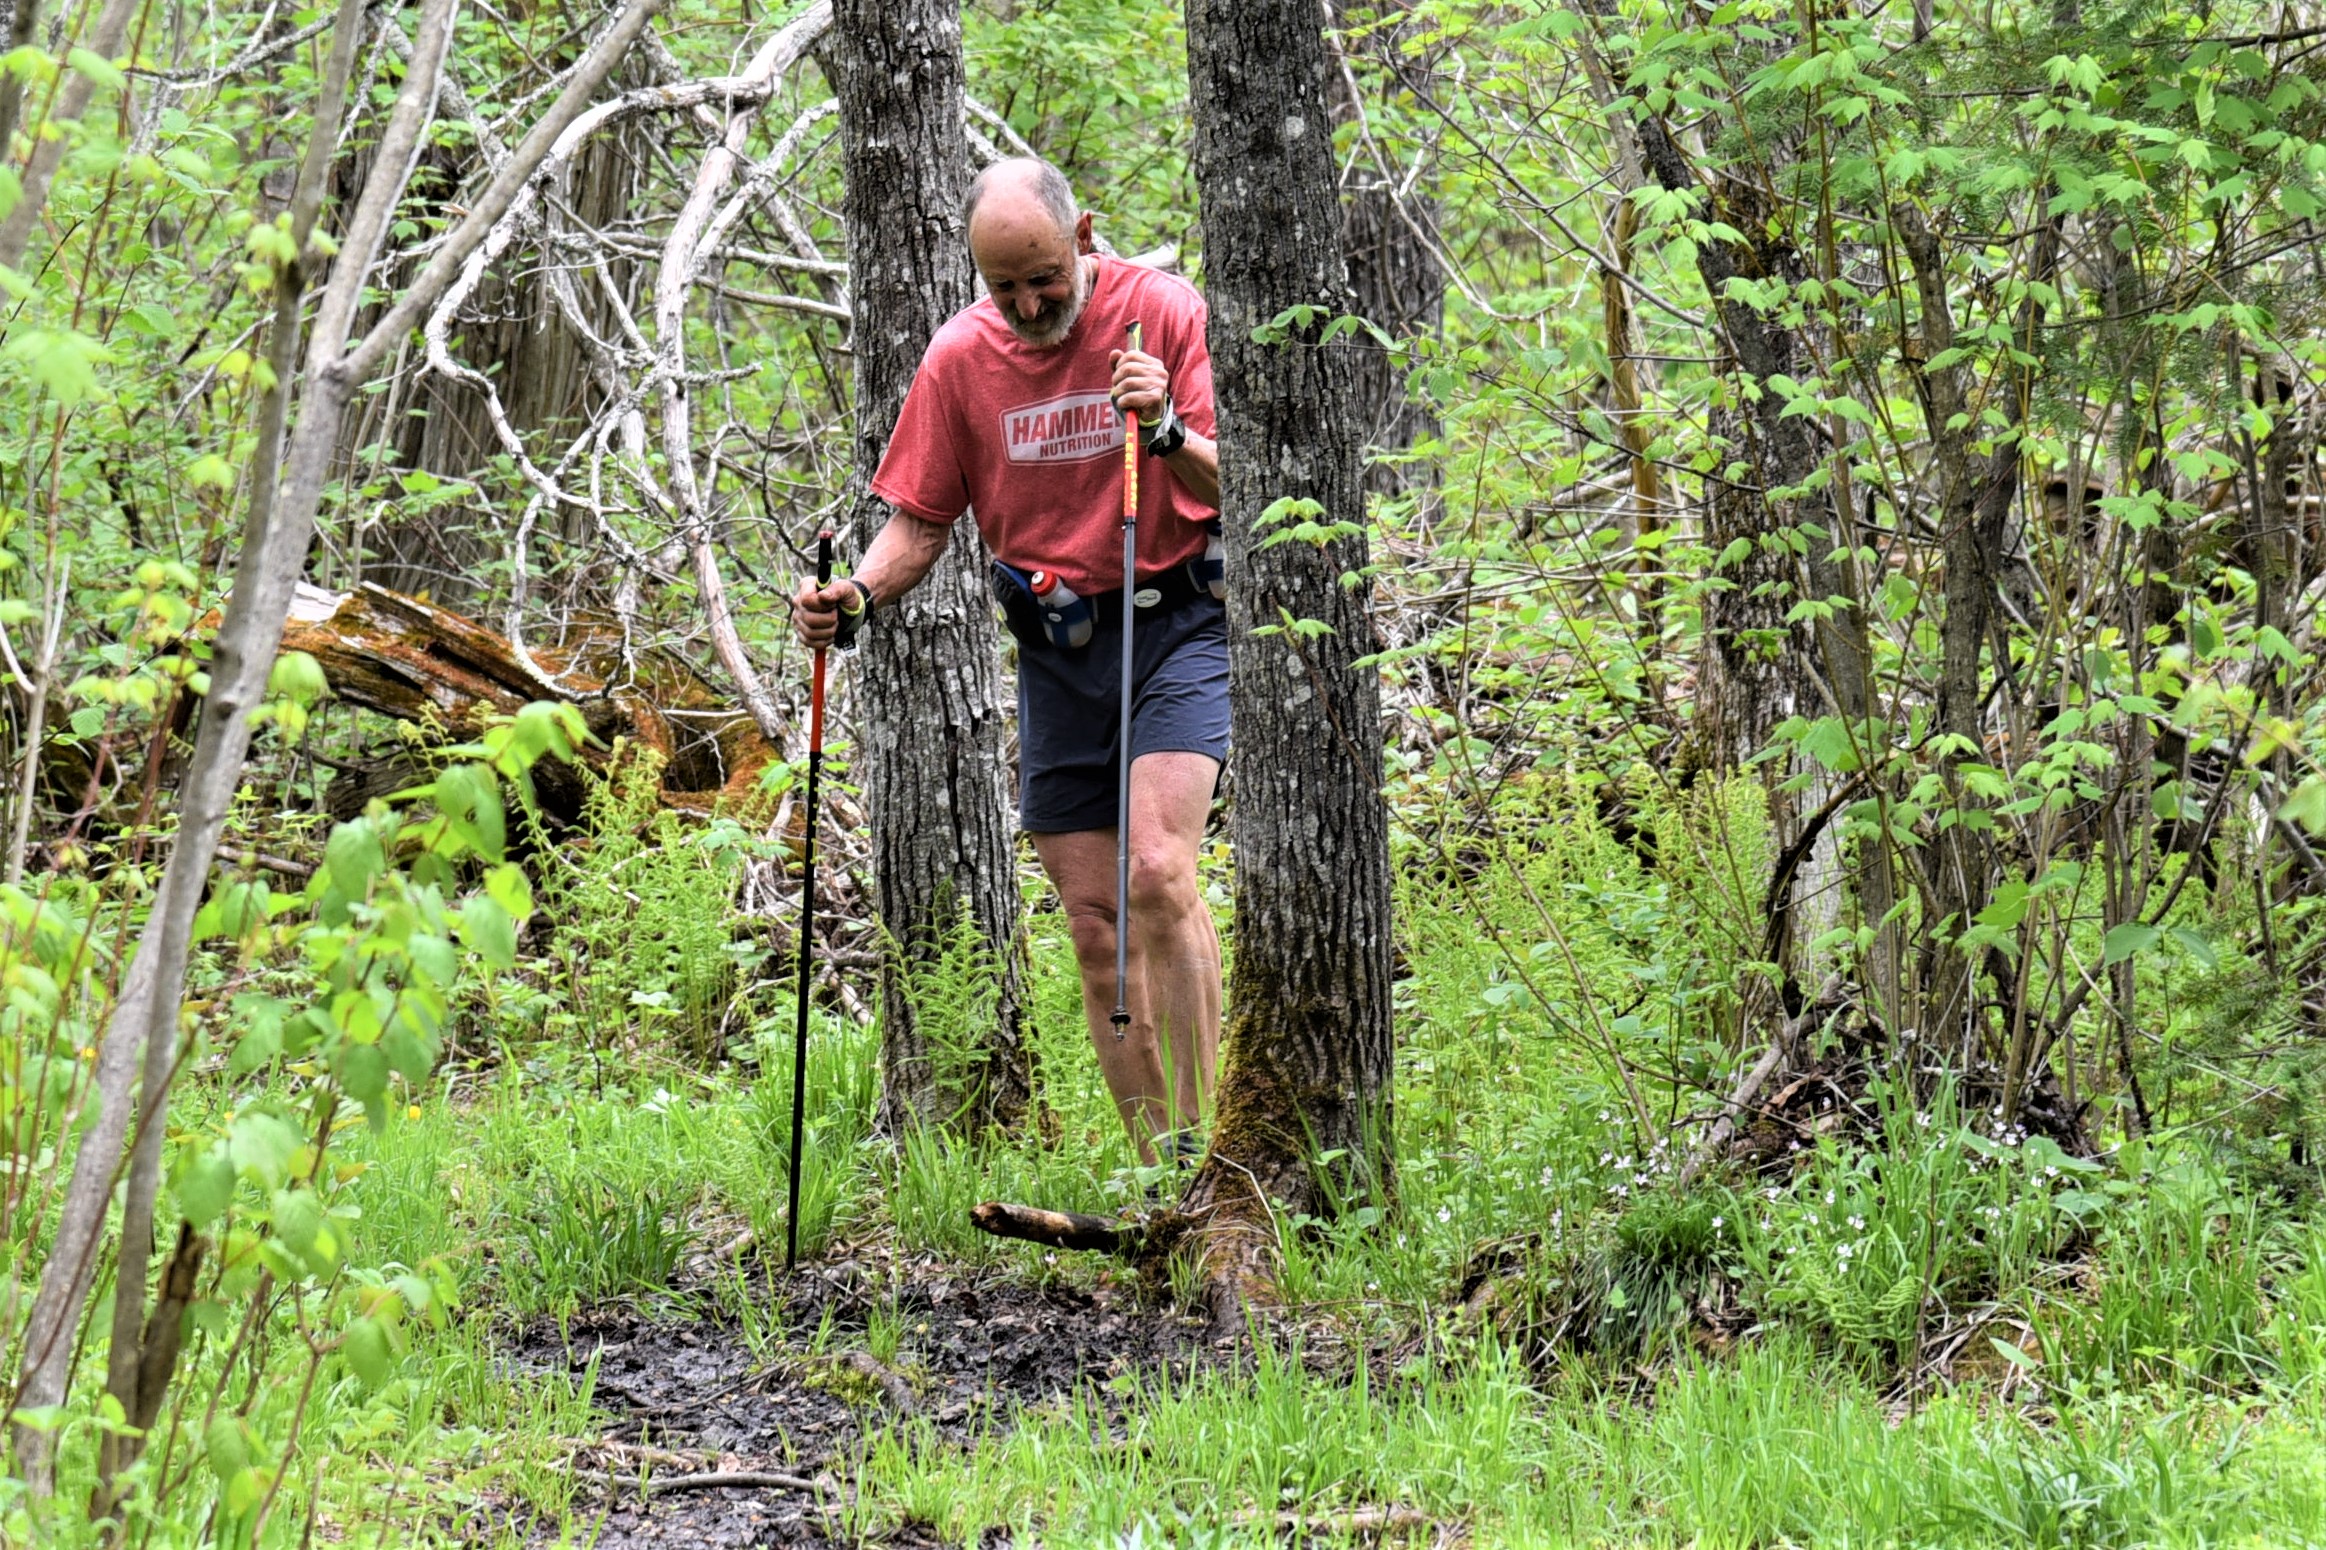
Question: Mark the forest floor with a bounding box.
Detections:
[507,1255,1209,1548]
[134,819,2326,1547]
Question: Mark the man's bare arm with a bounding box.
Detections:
[1109,345,1222,513]
[1158,431,1219,509]
[791,512,954,648]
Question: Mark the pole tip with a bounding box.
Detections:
[1110,1009,1130,1039]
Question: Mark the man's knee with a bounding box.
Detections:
[1128,847,1199,918]
[1060,898,1117,966]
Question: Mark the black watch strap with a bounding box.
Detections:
[833,577,873,649]
[1143,399,1187,459]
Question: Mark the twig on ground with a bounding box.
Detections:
[1228,1505,1439,1535]
[573,1465,828,1497]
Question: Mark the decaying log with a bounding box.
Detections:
[279,581,780,817]
[968,1201,1137,1256]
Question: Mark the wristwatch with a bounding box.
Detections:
[1142,397,1187,459]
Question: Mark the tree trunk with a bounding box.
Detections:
[829,0,1030,1135]
[1330,5,1443,512]
[1180,0,1396,1317]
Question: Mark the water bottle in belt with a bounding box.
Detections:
[1030,569,1094,649]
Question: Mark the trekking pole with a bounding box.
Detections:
[786,529,835,1271]
[1113,322,1141,1039]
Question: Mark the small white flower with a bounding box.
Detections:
[1848,1215,1865,1232]
[1436,1206,1452,1223]
[1711,1216,1724,1230]
[1837,1242,1854,1261]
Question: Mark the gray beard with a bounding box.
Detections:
[1007,258,1091,348]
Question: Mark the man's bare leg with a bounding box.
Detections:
[1031,752,1222,1161]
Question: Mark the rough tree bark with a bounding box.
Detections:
[1180,0,1395,1315]
[828,0,1029,1133]
[0,0,44,170]
[1330,5,1444,511]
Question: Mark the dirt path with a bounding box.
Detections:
[508,1256,1205,1546]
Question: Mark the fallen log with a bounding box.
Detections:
[968,1201,1138,1255]
[278,582,782,817]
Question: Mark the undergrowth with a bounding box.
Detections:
[23,772,2326,1547]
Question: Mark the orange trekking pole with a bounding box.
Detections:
[1112,322,1141,1039]
[787,530,836,1270]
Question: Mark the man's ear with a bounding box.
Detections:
[1075,211,1095,254]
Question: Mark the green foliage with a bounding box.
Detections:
[538,753,757,1061]
[513,1178,698,1310]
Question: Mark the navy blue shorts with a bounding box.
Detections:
[1016,594,1229,833]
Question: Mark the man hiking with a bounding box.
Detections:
[792,157,1224,1166]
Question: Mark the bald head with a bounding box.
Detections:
[964,158,1095,348]
[964,157,1078,240]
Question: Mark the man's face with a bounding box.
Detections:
[971,207,1093,349]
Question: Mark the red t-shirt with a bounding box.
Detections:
[869,255,1217,598]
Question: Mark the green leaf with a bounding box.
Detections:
[229,994,287,1076]
[2167,927,2217,970]
[268,650,329,706]
[2278,776,2326,835]
[1975,881,2029,932]
[1,325,113,404]
[381,1021,435,1084]
[185,453,235,490]
[229,1111,301,1189]
[484,862,532,920]
[203,1417,250,1482]
[339,1042,388,1106]
[270,1188,322,1256]
[325,820,384,900]
[432,762,504,860]
[1990,1336,2038,1370]
[460,894,516,969]
[224,1465,268,1515]
[65,46,125,90]
[2102,922,2162,965]
[343,1316,394,1388]
[177,1147,237,1230]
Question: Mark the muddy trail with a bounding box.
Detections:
[501,1254,1215,1547]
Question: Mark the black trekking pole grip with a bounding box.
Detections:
[787,528,836,1270]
